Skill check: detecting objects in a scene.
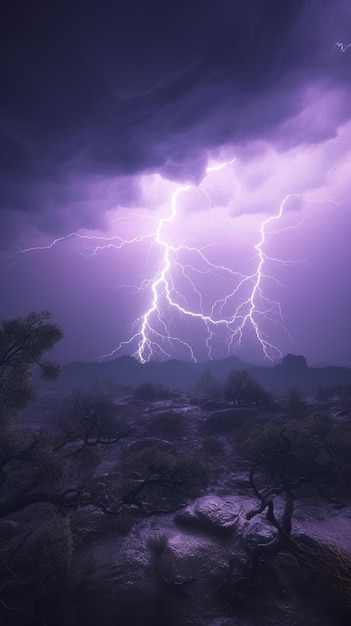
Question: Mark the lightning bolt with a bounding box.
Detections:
[14,163,311,364]
[206,194,304,362]
[334,41,351,53]
[15,229,154,256]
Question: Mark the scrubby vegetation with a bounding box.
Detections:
[148,411,186,437]
[1,312,351,625]
[224,369,273,407]
[237,409,351,493]
[133,382,172,401]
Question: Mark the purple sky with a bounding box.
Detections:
[1,0,351,367]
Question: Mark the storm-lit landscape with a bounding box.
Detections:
[1,1,351,624]
[2,329,351,625]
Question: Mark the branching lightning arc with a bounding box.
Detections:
[334,41,351,53]
[16,162,305,364]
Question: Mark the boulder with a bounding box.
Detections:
[58,536,161,626]
[175,495,241,535]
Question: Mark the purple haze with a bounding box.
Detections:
[0,1,351,367]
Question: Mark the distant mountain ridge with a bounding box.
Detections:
[250,354,351,392]
[52,353,351,393]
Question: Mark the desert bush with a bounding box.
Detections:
[339,387,351,413]
[84,471,133,501]
[315,385,351,415]
[134,382,172,401]
[224,370,272,407]
[0,311,63,416]
[66,389,124,442]
[33,444,69,488]
[3,438,69,494]
[125,444,210,499]
[288,534,351,616]
[75,445,102,468]
[315,385,338,401]
[239,411,351,489]
[147,532,169,555]
[20,517,73,622]
[81,444,210,514]
[316,384,351,402]
[149,411,186,437]
[202,408,252,434]
[0,422,31,468]
[201,436,226,457]
[283,386,307,419]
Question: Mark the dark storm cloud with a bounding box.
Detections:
[1,0,350,242]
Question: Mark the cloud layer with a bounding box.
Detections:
[1,0,351,241]
[1,1,351,367]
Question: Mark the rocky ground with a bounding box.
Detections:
[1,391,351,625]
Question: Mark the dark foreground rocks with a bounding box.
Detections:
[3,392,351,626]
[55,494,351,626]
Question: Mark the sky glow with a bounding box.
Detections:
[1,1,351,366]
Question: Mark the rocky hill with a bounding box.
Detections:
[52,353,351,393]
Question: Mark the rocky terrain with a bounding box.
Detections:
[1,386,351,625]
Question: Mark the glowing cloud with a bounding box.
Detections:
[15,120,350,366]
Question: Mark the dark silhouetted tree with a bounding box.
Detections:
[224,370,271,406]
[0,311,63,415]
[220,431,351,618]
[57,388,131,451]
[284,386,306,419]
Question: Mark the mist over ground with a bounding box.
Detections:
[1,3,351,621]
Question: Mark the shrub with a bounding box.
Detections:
[202,408,251,434]
[201,436,226,457]
[0,311,63,415]
[288,534,351,616]
[239,411,351,489]
[147,532,169,555]
[125,445,210,500]
[3,439,69,493]
[0,422,30,468]
[67,389,124,442]
[149,411,186,437]
[283,386,307,419]
[76,445,102,468]
[224,370,272,407]
[316,384,351,403]
[134,382,171,401]
[21,517,73,621]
